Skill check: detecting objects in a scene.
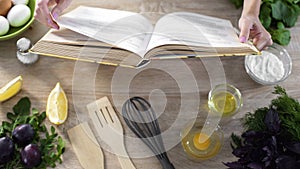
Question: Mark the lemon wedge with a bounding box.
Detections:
[46,82,68,125]
[0,76,23,102]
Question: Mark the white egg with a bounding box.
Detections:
[7,4,31,27]
[0,16,10,36]
[12,0,29,5]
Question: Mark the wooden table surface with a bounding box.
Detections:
[1,0,300,169]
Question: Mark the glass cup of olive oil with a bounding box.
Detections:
[180,118,224,161]
[208,84,242,117]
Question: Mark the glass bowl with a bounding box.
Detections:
[180,118,224,161]
[0,0,36,41]
[208,84,243,117]
[244,43,292,85]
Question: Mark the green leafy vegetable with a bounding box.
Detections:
[0,97,65,169]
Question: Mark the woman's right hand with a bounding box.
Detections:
[35,0,72,29]
[239,15,273,51]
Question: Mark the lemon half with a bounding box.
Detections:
[0,76,23,102]
[46,82,68,125]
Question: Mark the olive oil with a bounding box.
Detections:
[209,91,237,116]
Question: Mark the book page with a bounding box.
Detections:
[57,6,153,57]
[146,12,248,52]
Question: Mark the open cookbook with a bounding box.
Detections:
[30,6,259,68]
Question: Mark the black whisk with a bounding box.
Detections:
[122,97,175,169]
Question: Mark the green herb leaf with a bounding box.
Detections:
[6,112,17,121]
[244,108,268,131]
[273,85,287,95]
[271,0,287,20]
[270,28,291,45]
[32,108,39,115]
[230,133,242,149]
[260,3,272,29]
[13,97,31,116]
[277,22,285,29]
[283,4,300,27]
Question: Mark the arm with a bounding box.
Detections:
[35,0,72,29]
[239,0,272,50]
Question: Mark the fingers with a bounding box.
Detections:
[35,0,59,29]
[239,18,252,43]
[239,16,273,50]
[253,33,273,51]
[252,23,273,50]
[51,0,72,20]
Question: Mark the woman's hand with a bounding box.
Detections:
[35,0,72,29]
[239,0,272,50]
[239,15,273,50]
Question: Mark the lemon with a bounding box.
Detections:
[0,76,23,102]
[46,83,68,125]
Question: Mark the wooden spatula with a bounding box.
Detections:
[87,96,136,169]
[67,122,104,169]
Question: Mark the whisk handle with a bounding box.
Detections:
[159,159,175,169]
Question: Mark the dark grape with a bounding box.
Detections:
[0,137,15,164]
[12,124,35,147]
[21,144,42,168]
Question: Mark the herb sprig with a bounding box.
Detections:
[230,0,300,45]
[0,97,65,169]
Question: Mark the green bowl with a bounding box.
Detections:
[0,0,36,41]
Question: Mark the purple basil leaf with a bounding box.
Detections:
[223,161,244,169]
[242,130,264,139]
[247,162,263,169]
[232,146,250,158]
[262,146,271,157]
[275,155,296,169]
[264,109,281,133]
[264,159,271,168]
[284,141,300,155]
[242,130,265,145]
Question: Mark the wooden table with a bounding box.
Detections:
[1,0,300,168]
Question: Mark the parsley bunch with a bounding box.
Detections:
[230,0,300,45]
[0,97,65,169]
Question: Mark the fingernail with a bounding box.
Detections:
[240,36,247,43]
[53,25,59,30]
[52,12,58,20]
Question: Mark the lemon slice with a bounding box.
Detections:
[46,83,68,125]
[0,76,23,102]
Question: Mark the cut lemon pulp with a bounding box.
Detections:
[46,83,68,125]
[0,76,23,102]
